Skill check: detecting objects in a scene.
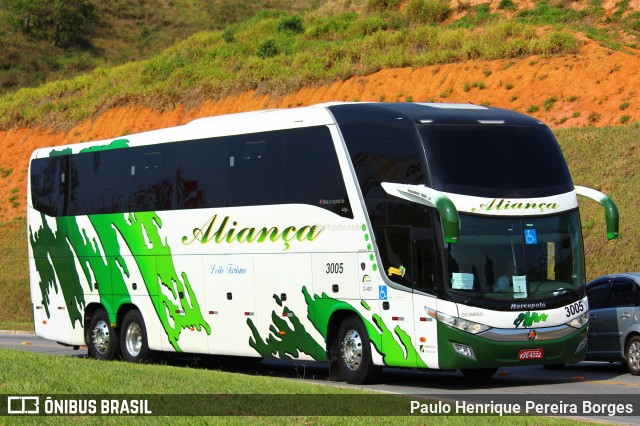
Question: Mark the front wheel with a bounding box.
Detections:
[120,310,150,363]
[625,336,640,375]
[336,316,379,384]
[86,308,119,360]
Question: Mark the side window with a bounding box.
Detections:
[341,123,424,199]
[342,122,437,290]
[30,156,67,216]
[176,138,227,209]
[375,226,412,286]
[128,145,175,212]
[282,127,352,218]
[607,280,635,308]
[227,133,283,207]
[587,281,610,310]
[68,151,129,215]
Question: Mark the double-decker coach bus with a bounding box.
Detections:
[27,102,618,383]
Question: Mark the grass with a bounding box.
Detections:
[0,0,318,96]
[0,15,579,131]
[0,348,596,424]
[0,220,30,330]
[556,122,640,279]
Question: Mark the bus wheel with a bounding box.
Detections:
[337,316,379,384]
[120,310,150,363]
[460,367,498,379]
[625,336,640,376]
[87,308,119,360]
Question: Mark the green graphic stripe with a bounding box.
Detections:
[248,294,325,360]
[29,212,210,350]
[302,288,427,368]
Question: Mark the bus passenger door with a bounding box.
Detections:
[411,227,440,369]
[375,226,417,368]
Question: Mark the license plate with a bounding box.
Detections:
[519,348,544,360]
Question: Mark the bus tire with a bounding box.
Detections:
[120,310,150,363]
[86,308,119,360]
[337,316,379,384]
[625,336,640,376]
[460,367,498,379]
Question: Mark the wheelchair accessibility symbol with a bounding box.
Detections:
[379,285,388,300]
[524,229,538,245]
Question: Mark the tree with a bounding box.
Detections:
[2,0,100,47]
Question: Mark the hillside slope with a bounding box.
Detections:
[0,40,638,224]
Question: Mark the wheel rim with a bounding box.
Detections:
[91,320,110,355]
[341,329,363,371]
[628,340,640,373]
[125,322,143,357]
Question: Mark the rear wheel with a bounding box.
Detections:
[336,316,379,384]
[625,336,640,375]
[120,310,150,363]
[86,309,119,360]
[460,367,498,379]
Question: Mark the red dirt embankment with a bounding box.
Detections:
[1,40,639,223]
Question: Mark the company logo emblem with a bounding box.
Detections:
[182,214,324,251]
[527,329,537,341]
[513,311,549,328]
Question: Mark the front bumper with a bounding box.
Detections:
[437,322,588,369]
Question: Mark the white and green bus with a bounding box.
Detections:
[28,102,618,383]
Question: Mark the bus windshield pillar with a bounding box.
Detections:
[381,182,459,244]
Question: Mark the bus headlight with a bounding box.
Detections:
[565,311,589,329]
[436,312,490,334]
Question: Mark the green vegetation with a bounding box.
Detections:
[0,0,318,95]
[557,123,640,279]
[0,13,580,130]
[0,220,30,330]
[543,96,557,111]
[0,348,590,424]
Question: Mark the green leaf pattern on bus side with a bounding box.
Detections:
[247,294,326,361]
[29,212,210,351]
[302,287,427,368]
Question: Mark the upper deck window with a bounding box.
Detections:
[420,125,573,198]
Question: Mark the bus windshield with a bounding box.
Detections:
[446,211,585,302]
[420,125,574,198]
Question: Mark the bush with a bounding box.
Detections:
[277,15,305,34]
[222,27,235,43]
[366,0,402,12]
[257,39,278,59]
[499,0,517,11]
[405,0,452,24]
[355,16,388,36]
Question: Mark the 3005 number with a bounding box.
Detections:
[326,263,344,274]
[565,301,585,317]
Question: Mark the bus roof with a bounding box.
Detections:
[326,102,546,127]
[32,102,546,158]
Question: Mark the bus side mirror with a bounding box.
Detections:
[381,182,459,244]
[575,186,619,240]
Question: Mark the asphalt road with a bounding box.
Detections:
[1,333,639,423]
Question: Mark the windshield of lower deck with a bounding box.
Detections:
[446,211,585,300]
